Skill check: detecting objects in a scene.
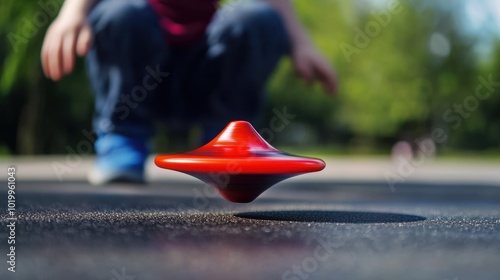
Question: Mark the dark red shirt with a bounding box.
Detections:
[148,0,219,46]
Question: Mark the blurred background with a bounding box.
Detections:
[1,0,499,158]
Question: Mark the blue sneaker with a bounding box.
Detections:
[88,134,149,185]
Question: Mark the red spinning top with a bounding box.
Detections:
[155,121,325,203]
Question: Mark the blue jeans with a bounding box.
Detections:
[86,0,290,141]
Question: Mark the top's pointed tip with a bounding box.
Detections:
[218,120,254,139]
[209,120,274,150]
[230,120,251,126]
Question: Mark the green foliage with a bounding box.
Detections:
[266,0,495,152]
[0,0,93,154]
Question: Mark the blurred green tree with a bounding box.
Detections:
[0,0,93,155]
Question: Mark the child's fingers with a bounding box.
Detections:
[41,34,52,78]
[320,69,337,95]
[314,60,337,95]
[62,32,77,75]
[47,35,63,80]
[76,25,93,57]
[294,57,314,84]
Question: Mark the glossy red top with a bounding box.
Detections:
[155,121,325,174]
[155,121,326,203]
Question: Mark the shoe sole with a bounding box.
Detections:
[87,168,145,186]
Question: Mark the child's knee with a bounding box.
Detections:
[237,2,284,31]
[214,1,289,51]
[88,0,155,36]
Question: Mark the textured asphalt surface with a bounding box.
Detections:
[1,177,500,280]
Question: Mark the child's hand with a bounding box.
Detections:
[292,43,337,95]
[41,15,93,81]
[265,0,337,95]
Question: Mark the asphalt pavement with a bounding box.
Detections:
[0,157,499,280]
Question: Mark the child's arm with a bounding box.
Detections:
[41,0,99,81]
[266,0,337,94]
